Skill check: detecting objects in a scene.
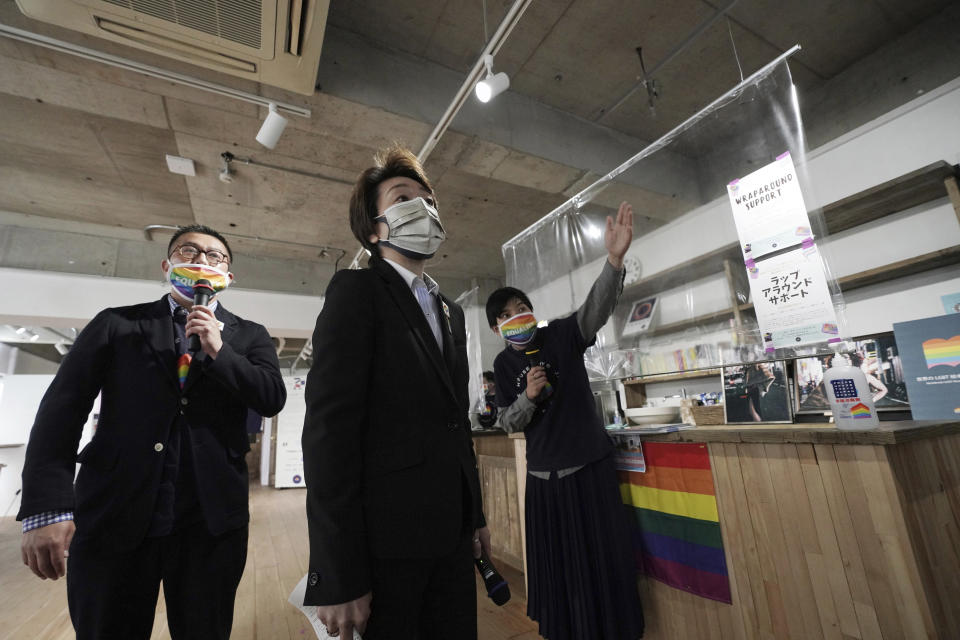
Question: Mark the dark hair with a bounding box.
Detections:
[349,146,435,255]
[486,287,534,327]
[482,370,495,383]
[167,224,234,262]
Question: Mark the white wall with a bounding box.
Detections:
[0,344,17,375]
[11,350,59,375]
[0,375,55,516]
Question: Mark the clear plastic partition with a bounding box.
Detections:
[503,50,850,381]
[454,286,487,415]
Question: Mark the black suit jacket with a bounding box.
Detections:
[302,256,484,605]
[17,297,286,551]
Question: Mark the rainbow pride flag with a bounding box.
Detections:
[618,442,731,603]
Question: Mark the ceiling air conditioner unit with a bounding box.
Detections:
[14,0,329,95]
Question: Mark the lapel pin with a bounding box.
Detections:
[441,300,452,332]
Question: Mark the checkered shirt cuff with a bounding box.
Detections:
[22,510,74,533]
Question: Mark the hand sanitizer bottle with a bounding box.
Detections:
[822,353,879,429]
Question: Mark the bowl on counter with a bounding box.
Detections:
[624,406,681,425]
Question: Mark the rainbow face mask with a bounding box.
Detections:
[166,263,231,301]
[498,312,538,346]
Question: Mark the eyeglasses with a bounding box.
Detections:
[171,244,229,266]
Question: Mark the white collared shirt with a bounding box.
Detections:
[382,258,440,296]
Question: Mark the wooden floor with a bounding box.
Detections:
[0,484,542,639]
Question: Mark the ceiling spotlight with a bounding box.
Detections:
[54,341,71,356]
[475,54,510,103]
[256,102,289,149]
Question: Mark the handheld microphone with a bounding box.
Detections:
[189,279,215,352]
[475,552,511,606]
[525,347,541,368]
[525,347,552,400]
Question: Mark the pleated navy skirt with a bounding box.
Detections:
[525,454,644,640]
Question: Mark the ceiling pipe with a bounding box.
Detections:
[143,224,347,264]
[220,151,353,185]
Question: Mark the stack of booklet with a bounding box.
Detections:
[606,423,696,434]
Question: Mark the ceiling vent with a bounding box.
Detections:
[14,0,329,95]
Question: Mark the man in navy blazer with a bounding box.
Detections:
[302,148,489,639]
[18,224,286,639]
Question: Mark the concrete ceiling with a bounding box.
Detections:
[1,0,959,303]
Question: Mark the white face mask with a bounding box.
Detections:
[376,197,447,259]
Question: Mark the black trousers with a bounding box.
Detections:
[363,533,477,640]
[66,523,248,640]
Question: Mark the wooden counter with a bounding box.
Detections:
[509,421,960,639]
[471,430,523,570]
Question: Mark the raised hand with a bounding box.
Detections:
[604,201,634,269]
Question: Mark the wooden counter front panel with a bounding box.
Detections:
[640,440,951,639]
[477,453,523,571]
[887,432,960,637]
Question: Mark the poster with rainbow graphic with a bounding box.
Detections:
[922,336,960,368]
[893,314,960,419]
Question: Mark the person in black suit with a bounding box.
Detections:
[302,147,489,639]
[18,224,286,639]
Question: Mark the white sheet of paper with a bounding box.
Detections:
[288,574,363,640]
[275,377,308,488]
[747,246,841,351]
[727,151,813,259]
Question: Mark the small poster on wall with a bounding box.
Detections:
[942,292,960,314]
[726,151,813,260]
[893,314,960,419]
[621,296,659,336]
[746,245,841,352]
[275,376,307,488]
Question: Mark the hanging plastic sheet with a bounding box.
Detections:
[502,47,850,379]
[454,286,487,417]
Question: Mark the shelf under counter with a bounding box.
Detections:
[622,368,722,385]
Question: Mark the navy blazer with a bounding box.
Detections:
[17,297,286,551]
[302,255,484,606]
